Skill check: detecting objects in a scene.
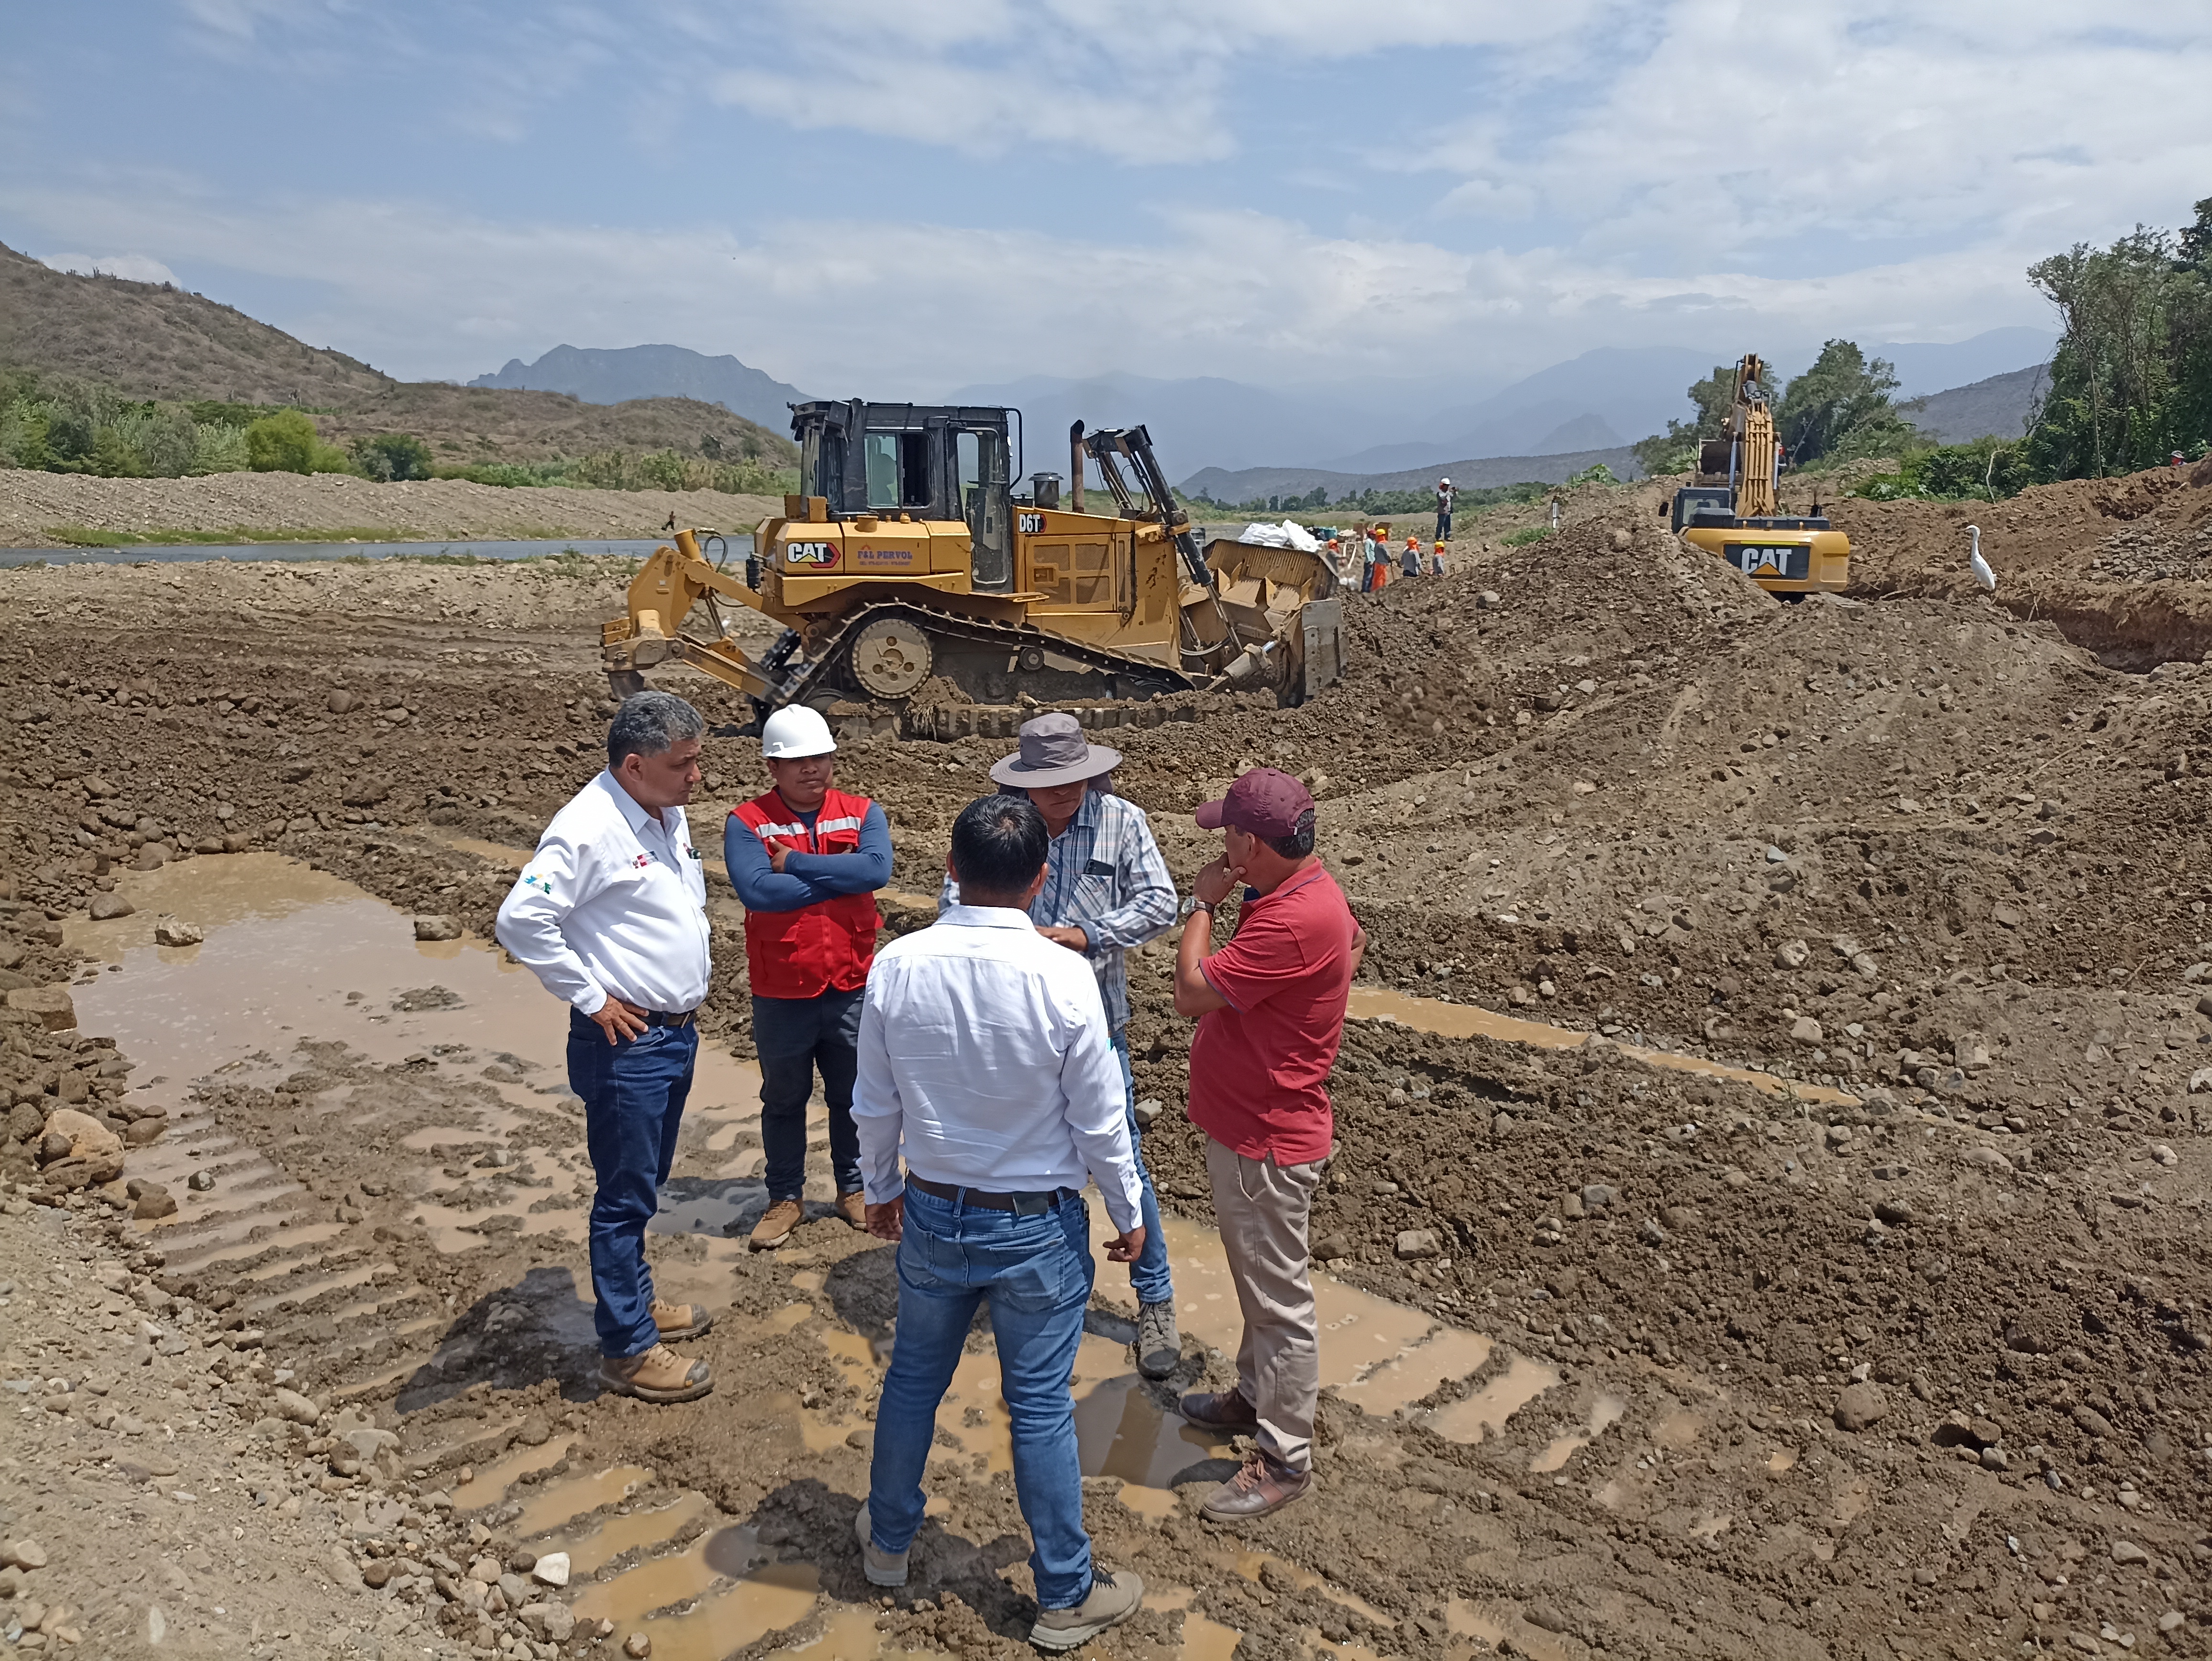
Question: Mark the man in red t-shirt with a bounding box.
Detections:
[1171,768,1364,1521]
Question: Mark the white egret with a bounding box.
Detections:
[1967,524,1996,593]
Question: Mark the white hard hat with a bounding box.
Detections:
[1440,476,1451,486]
[761,705,837,759]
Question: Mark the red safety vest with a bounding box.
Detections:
[730,787,881,998]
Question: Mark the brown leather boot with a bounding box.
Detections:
[650,1299,712,1341]
[598,1343,712,1404]
[748,1198,803,1251]
[834,1190,867,1230]
[1177,1388,1259,1432]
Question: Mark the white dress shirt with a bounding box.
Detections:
[853,904,1142,1232]
[495,771,711,1016]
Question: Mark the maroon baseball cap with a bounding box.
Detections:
[1195,768,1315,838]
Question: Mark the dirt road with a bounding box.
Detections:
[5,477,2212,1659]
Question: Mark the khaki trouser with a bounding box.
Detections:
[1205,1137,1324,1473]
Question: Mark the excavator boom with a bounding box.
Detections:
[1673,353,1849,596]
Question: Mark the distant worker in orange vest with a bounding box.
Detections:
[726,705,892,1251]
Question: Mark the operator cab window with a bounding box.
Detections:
[863,431,933,511]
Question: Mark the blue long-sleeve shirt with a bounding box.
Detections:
[725,800,892,913]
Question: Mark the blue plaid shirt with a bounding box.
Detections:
[939,788,1177,1035]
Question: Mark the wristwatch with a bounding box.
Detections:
[1185,897,1217,918]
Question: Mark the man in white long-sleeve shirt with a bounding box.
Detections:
[494,691,715,1405]
[850,793,1147,1654]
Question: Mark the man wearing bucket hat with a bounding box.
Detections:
[941,711,1182,1377]
[726,705,893,1251]
[1171,767,1363,1521]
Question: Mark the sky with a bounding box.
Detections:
[1,1,2206,399]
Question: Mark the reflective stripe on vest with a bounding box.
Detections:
[730,787,881,999]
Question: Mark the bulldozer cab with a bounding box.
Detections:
[791,400,1017,590]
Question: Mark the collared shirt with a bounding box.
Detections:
[1188,863,1358,1167]
[938,789,1176,1034]
[495,771,711,1016]
[853,905,1142,1231]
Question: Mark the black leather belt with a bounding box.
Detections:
[907,1174,1075,1215]
[646,1008,698,1028]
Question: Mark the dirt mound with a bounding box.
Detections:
[1836,465,2212,666]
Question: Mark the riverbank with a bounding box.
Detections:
[0,469,779,548]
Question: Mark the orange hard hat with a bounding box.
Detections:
[1406,535,1419,547]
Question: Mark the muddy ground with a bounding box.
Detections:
[6,470,2212,1660]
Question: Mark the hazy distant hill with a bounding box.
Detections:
[1905,364,2046,444]
[1182,444,1642,504]
[472,343,812,432]
[0,241,794,466]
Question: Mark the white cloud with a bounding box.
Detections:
[38,251,180,286]
[0,181,2052,392]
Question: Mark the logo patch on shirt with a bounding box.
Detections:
[519,870,554,894]
[633,853,654,868]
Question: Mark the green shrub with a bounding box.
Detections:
[1502,525,1552,546]
[350,432,434,482]
[246,410,322,473]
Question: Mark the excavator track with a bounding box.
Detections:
[776,601,1193,712]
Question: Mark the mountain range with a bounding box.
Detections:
[471,343,813,431]
[477,328,2052,489]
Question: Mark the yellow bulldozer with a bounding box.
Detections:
[1669,353,1850,595]
[601,403,1344,729]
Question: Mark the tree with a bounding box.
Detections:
[350,432,433,482]
[1775,341,1917,464]
[2022,224,2212,478]
[246,409,322,473]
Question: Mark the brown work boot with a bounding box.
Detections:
[650,1298,712,1341]
[834,1190,867,1230]
[598,1343,712,1404]
[1177,1387,1259,1432]
[748,1198,804,1251]
[1030,1568,1144,1652]
[1199,1452,1311,1522]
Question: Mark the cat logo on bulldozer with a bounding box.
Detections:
[785,541,837,566]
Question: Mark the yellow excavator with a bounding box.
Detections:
[1669,354,1849,594]
[601,403,1344,726]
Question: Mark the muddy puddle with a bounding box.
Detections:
[60,850,1622,1660]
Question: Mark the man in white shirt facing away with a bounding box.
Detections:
[850,794,1147,1653]
[495,691,716,1405]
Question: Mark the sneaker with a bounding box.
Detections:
[834,1190,867,1230]
[1136,1301,1180,1380]
[1199,1452,1311,1521]
[748,1198,804,1252]
[650,1299,713,1341]
[852,1501,907,1588]
[1176,1387,1259,1432]
[1030,1568,1143,1652]
[597,1343,712,1404]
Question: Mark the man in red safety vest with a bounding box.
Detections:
[725,705,892,1251]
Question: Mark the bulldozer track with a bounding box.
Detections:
[777,599,1194,710]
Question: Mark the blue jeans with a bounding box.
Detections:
[753,988,863,1202]
[1436,510,1452,541]
[1112,1034,1172,1306]
[568,1011,698,1358]
[867,1185,1095,1609]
